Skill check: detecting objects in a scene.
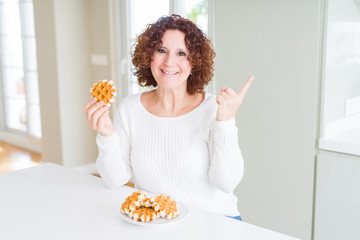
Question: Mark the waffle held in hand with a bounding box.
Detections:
[90,80,117,105]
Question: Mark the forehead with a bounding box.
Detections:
[161,30,187,48]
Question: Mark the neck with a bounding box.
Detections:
[153,88,192,114]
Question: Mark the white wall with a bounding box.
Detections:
[214,1,321,239]
[314,151,360,240]
[33,0,63,165]
[33,0,111,167]
[53,0,95,167]
[89,0,112,82]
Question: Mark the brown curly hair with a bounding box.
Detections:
[131,14,215,95]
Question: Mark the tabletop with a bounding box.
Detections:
[0,163,299,240]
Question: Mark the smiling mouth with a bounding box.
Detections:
[161,69,179,75]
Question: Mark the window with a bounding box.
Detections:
[0,0,41,139]
[120,0,210,95]
[319,0,360,156]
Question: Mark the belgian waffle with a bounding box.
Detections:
[140,197,153,208]
[120,191,180,222]
[120,191,146,214]
[128,207,160,222]
[90,80,117,105]
[150,194,180,219]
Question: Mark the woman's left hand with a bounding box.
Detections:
[216,76,254,121]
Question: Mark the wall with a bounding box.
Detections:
[33,0,111,167]
[53,0,95,167]
[214,0,321,239]
[314,151,360,240]
[314,1,360,239]
[89,0,112,82]
[33,0,63,165]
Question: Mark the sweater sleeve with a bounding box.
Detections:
[207,118,244,193]
[96,107,132,189]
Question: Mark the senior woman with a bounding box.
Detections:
[85,14,253,221]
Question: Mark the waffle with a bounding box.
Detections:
[120,191,146,214]
[140,197,153,208]
[120,191,180,223]
[150,194,180,219]
[128,207,160,222]
[90,80,117,105]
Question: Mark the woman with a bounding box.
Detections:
[85,14,253,220]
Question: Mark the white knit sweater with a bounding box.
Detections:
[96,92,244,216]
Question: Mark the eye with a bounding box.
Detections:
[157,48,166,53]
[178,51,186,56]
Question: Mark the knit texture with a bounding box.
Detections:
[96,92,244,216]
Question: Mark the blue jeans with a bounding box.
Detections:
[226,215,242,221]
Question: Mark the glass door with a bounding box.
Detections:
[0,0,41,139]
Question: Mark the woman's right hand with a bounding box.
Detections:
[85,97,115,137]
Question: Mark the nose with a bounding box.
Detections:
[164,52,176,67]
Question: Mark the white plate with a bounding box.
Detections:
[120,203,189,226]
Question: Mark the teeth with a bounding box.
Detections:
[162,70,178,75]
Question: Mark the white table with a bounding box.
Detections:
[0,163,298,240]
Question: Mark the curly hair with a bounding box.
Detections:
[131,14,215,95]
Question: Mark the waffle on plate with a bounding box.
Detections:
[121,191,180,223]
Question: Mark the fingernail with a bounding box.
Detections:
[91,97,97,102]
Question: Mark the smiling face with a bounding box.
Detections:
[150,30,192,92]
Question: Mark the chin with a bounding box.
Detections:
[156,81,187,91]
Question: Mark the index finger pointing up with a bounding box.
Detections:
[237,76,254,96]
